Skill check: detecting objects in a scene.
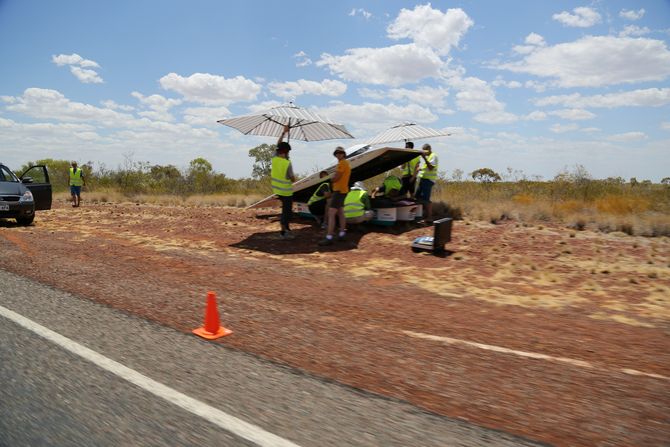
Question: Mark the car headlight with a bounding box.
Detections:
[19,190,34,203]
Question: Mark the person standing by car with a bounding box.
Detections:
[273,125,296,239]
[319,147,351,246]
[68,161,85,208]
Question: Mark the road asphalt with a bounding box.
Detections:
[0,268,547,447]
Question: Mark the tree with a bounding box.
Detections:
[187,157,214,193]
[470,168,501,183]
[248,143,275,179]
[188,157,213,176]
[661,177,670,185]
[451,168,464,181]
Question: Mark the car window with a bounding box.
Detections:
[0,165,19,182]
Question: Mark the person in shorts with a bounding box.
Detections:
[319,147,351,246]
[415,143,438,223]
[68,161,85,207]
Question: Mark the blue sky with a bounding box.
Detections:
[1,0,669,181]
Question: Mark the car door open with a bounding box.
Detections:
[20,165,52,211]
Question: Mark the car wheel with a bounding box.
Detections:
[16,216,34,226]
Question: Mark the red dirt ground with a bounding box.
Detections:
[1,201,669,446]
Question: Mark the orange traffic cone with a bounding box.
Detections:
[192,291,233,339]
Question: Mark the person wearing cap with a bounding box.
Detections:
[344,182,373,224]
[68,161,86,207]
[272,125,296,239]
[400,141,420,197]
[318,146,351,246]
[416,143,438,223]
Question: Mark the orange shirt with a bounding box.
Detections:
[332,159,351,193]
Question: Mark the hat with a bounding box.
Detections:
[277,142,291,153]
[333,146,346,156]
[351,181,367,191]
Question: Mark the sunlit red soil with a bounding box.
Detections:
[1,202,668,446]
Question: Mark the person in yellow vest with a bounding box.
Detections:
[273,125,296,239]
[371,175,403,202]
[400,141,420,197]
[307,171,331,228]
[68,161,86,208]
[318,146,350,246]
[344,183,373,224]
[415,143,438,223]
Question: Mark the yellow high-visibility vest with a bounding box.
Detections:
[69,168,83,186]
[403,156,420,176]
[382,176,402,193]
[271,156,292,197]
[419,153,438,181]
[308,182,330,205]
[344,190,367,218]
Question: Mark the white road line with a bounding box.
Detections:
[403,330,670,381]
[0,304,301,447]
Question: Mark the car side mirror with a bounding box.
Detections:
[21,177,34,184]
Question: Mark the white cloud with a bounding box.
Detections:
[661,121,670,131]
[101,100,134,112]
[513,33,547,55]
[314,101,437,133]
[293,51,312,67]
[607,132,647,142]
[619,25,651,37]
[534,88,670,108]
[358,86,450,107]
[5,88,134,125]
[524,80,548,92]
[387,5,473,55]
[525,111,547,121]
[131,92,182,110]
[448,76,517,124]
[552,7,601,28]
[550,123,579,133]
[159,72,262,106]
[349,8,371,20]
[245,101,284,113]
[69,66,102,84]
[491,78,522,88]
[473,111,518,125]
[52,53,100,68]
[317,44,443,86]
[547,108,596,120]
[267,79,347,99]
[182,106,232,126]
[131,92,182,122]
[619,9,645,20]
[52,53,103,83]
[497,36,670,88]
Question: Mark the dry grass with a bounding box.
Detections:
[54,180,670,237]
[54,189,263,208]
[432,182,670,237]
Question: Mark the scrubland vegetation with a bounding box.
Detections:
[23,153,670,237]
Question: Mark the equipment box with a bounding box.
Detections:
[372,207,397,226]
[411,217,453,253]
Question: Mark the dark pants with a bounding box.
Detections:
[279,195,293,231]
[308,200,326,220]
[400,176,416,196]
